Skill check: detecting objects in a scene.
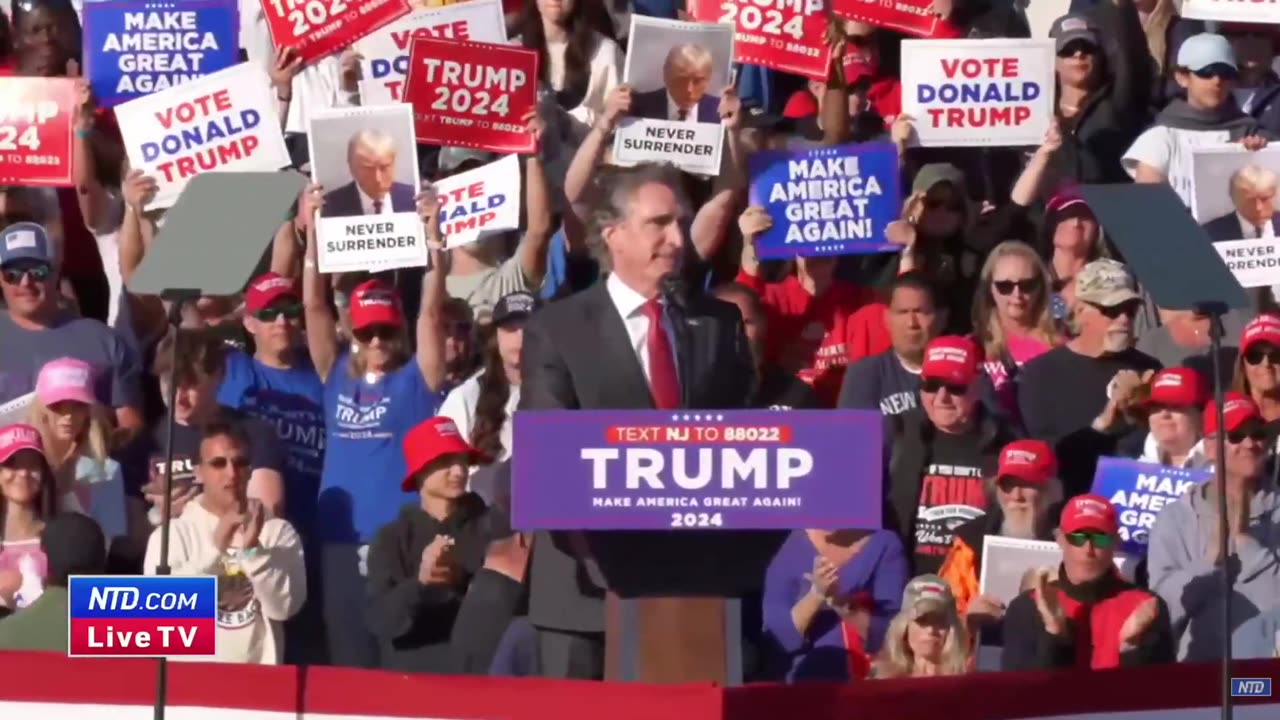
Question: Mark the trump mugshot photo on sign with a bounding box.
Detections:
[114,61,290,209]
[1190,145,1280,222]
[613,15,734,177]
[308,104,427,274]
[901,38,1053,147]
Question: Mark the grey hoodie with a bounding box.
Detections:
[1147,481,1280,661]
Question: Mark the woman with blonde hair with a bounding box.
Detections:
[972,241,1060,416]
[870,574,971,679]
[1230,313,1280,423]
[28,357,126,541]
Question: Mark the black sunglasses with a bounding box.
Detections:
[1057,40,1097,58]
[1065,530,1115,549]
[203,455,251,470]
[921,378,968,395]
[1089,300,1140,319]
[993,278,1041,295]
[1,263,51,284]
[354,325,398,343]
[1244,346,1280,366]
[1193,65,1239,81]
[1227,422,1267,445]
[253,303,303,323]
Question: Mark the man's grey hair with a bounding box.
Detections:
[346,128,397,160]
[664,43,714,77]
[585,162,688,272]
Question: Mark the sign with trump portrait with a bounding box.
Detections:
[307,104,427,274]
[613,15,734,177]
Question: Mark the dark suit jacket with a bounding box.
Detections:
[1202,211,1280,313]
[321,181,416,218]
[518,281,762,633]
[631,88,720,124]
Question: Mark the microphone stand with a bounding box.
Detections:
[660,274,693,409]
[1196,300,1233,720]
[154,291,198,720]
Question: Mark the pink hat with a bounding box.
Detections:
[0,423,43,464]
[35,357,96,406]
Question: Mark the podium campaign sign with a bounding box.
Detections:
[511,410,883,530]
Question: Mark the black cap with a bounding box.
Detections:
[492,291,539,326]
[41,513,106,586]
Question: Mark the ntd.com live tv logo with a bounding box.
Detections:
[68,576,216,657]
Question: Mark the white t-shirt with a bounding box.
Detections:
[439,372,519,474]
[1122,126,1233,208]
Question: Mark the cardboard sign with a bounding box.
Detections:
[404,37,538,153]
[435,154,521,249]
[748,142,901,258]
[901,38,1054,147]
[512,409,884,530]
[114,62,291,209]
[1190,145,1280,222]
[356,0,506,106]
[82,0,240,107]
[261,0,412,65]
[1215,239,1280,289]
[689,0,831,81]
[0,78,77,187]
[833,0,938,38]
[308,104,427,274]
[0,392,34,427]
[1180,0,1280,23]
[1091,457,1208,555]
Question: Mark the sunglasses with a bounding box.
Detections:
[1057,40,1097,58]
[993,278,1041,295]
[1227,423,1267,445]
[203,455,251,470]
[1065,531,1115,549]
[996,477,1040,493]
[1,263,51,284]
[1192,66,1239,81]
[1089,300,1140,319]
[1244,346,1280,366]
[921,378,968,395]
[354,324,399,344]
[253,303,303,323]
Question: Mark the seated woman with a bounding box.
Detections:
[0,424,60,613]
[762,527,907,681]
[869,574,971,679]
[1117,366,1209,469]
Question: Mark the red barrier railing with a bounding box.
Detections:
[0,650,1276,720]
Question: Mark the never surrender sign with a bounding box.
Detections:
[83,0,240,107]
[404,37,538,153]
[749,142,900,258]
[1091,457,1208,555]
[115,62,291,209]
[901,38,1053,147]
[689,0,830,80]
[356,0,506,106]
[0,78,76,187]
[262,0,412,65]
[511,410,883,530]
[833,0,938,38]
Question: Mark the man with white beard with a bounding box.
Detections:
[939,439,1062,643]
[1018,259,1162,498]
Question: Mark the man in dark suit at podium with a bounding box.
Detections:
[322,128,417,218]
[1201,163,1280,312]
[630,43,721,124]
[518,163,756,681]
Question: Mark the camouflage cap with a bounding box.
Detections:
[1075,258,1140,307]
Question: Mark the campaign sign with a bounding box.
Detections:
[114,62,291,210]
[1215,239,1280,289]
[0,78,76,187]
[1181,0,1280,23]
[511,410,884,530]
[689,0,830,81]
[748,142,900,259]
[262,0,412,65]
[82,0,240,107]
[833,0,938,38]
[404,38,538,153]
[901,39,1054,147]
[357,0,506,106]
[436,153,521,249]
[1091,457,1209,555]
[68,575,217,657]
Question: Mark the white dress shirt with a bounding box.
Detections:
[666,94,697,123]
[1237,212,1276,239]
[358,186,396,216]
[605,273,681,386]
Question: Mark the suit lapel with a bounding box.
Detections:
[588,282,655,409]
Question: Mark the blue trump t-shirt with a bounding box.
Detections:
[217,350,325,541]
[318,354,440,544]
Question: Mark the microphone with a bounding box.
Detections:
[660,273,691,409]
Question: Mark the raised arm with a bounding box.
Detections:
[268,48,303,131]
[415,186,450,393]
[690,87,747,262]
[564,85,631,218]
[516,111,554,286]
[300,184,339,381]
[69,61,118,233]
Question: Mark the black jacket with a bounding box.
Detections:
[1002,566,1176,671]
[365,493,502,673]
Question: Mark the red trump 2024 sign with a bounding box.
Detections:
[690,0,831,81]
[404,37,539,154]
[262,0,412,65]
[0,77,77,187]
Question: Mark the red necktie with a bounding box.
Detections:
[642,298,681,410]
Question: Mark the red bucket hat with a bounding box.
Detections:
[401,417,491,491]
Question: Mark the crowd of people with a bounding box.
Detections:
[0,0,1278,695]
